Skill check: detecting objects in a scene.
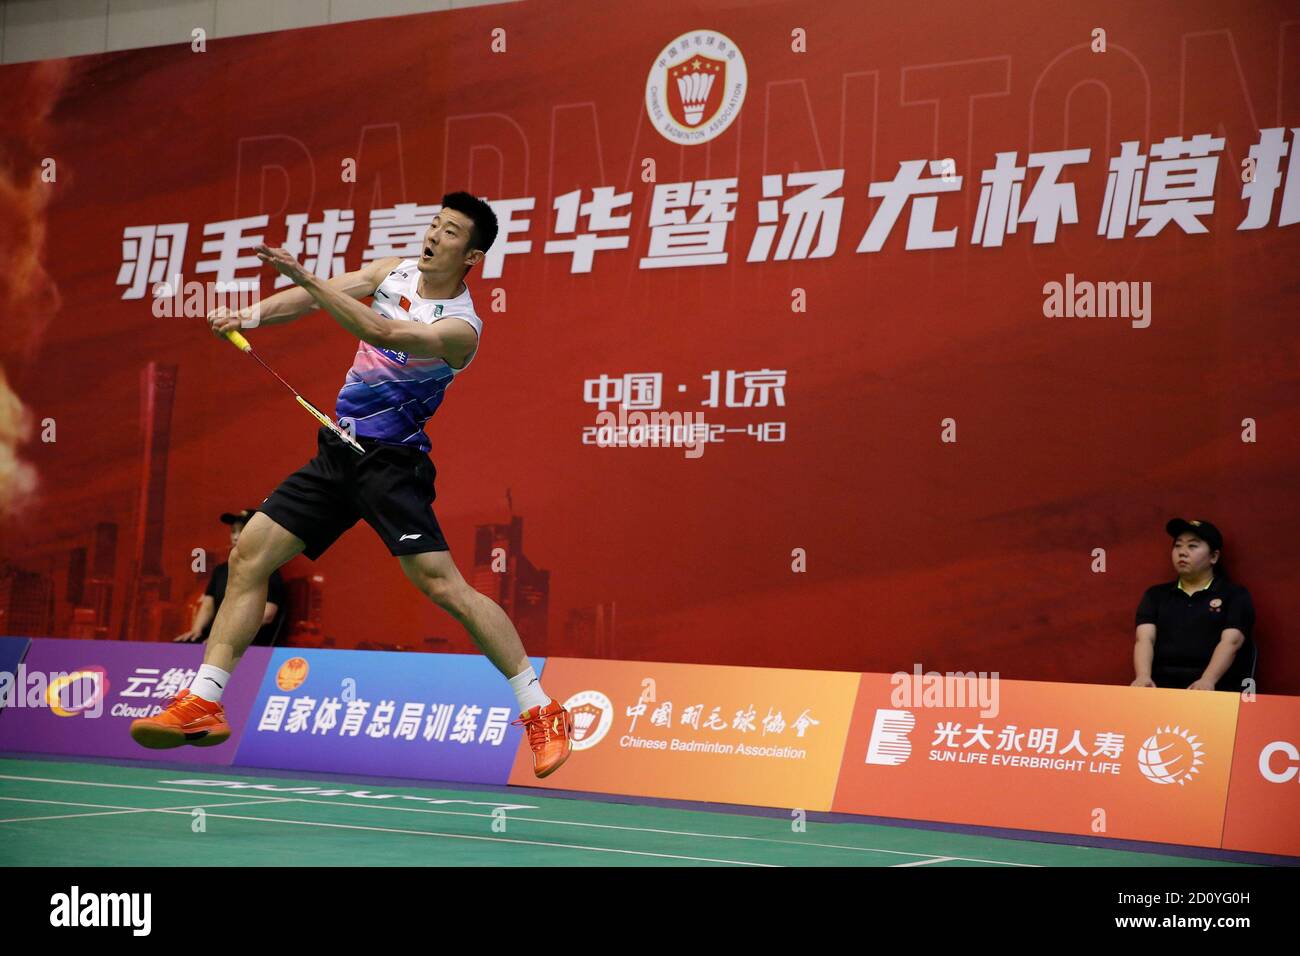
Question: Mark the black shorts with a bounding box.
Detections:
[258,427,449,560]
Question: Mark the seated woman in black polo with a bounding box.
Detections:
[1132,518,1255,692]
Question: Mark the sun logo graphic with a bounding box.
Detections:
[1137,725,1206,786]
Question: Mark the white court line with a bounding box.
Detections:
[138,809,780,866]
[892,856,957,867]
[0,772,1039,867]
[0,783,775,866]
[268,799,1040,867]
[0,795,289,812]
[0,796,290,825]
[0,774,293,803]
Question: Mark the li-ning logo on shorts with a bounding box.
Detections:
[645,29,747,145]
[865,708,916,766]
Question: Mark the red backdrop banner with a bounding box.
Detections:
[1,0,1297,691]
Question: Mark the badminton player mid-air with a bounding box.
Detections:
[130,192,574,778]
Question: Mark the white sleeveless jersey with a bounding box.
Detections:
[334,259,482,451]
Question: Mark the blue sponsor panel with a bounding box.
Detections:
[233,648,545,784]
[0,637,32,716]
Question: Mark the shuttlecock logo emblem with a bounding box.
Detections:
[675,61,719,126]
[646,30,747,145]
[562,690,614,751]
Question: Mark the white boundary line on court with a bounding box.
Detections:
[0,771,1040,867]
[0,774,295,802]
[892,856,958,867]
[142,809,783,866]
[279,798,1041,866]
[0,789,776,866]
[0,796,290,825]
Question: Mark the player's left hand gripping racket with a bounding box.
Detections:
[223,329,366,456]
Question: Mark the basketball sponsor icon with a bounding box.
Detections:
[276,657,309,691]
[864,708,916,766]
[563,690,613,751]
[645,29,747,144]
[1136,725,1205,786]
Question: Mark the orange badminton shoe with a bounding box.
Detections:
[513,699,574,778]
[130,689,231,749]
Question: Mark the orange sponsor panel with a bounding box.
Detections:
[832,673,1239,847]
[1222,695,1300,856]
[510,658,859,810]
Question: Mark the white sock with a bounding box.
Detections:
[508,666,550,714]
[190,664,232,703]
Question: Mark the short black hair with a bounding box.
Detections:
[440,192,498,265]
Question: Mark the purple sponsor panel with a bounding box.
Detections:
[0,638,270,764]
[234,648,543,785]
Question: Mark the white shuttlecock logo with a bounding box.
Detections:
[645,29,748,145]
[676,70,716,126]
[562,690,614,751]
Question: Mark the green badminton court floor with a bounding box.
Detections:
[0,756,1262,867]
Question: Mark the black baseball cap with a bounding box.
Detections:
[219,508,258,526]
[1166,518,1223,551]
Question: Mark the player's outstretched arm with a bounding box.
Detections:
[253,245,474,366]
[206,256,400,339]
[381,316,477,366]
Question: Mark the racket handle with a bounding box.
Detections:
[224,329,253,352]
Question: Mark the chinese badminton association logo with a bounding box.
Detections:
[645,29,747,144]
[562,690,614,751]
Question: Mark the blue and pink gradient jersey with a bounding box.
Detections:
[335,259,482,452]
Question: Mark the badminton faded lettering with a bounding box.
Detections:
[114,129,1300,298]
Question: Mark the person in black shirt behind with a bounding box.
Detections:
[175,509,287,647]
[1132,518,1256,692]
